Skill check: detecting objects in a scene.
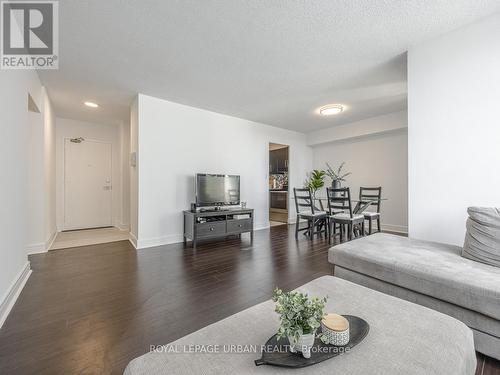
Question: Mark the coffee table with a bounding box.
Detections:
[124,276,476,375]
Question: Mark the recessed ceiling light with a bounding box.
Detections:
[319,104,344,116]
[84,101,99,108]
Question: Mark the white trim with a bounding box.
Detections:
[135,226,270,249]
[27,231,58,254]
[45,230,57,251]
[0,262,32,328]
[129,232,138,249]
[136,234,184,249]
[131,223,406,250]
[254,223,270,231]
[117,223,130,231]
[27,243,46,255]
[380,223,408,234]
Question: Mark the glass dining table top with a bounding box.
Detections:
[312,197,387,214]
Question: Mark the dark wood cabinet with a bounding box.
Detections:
[183,209,254,249]
[270,148,288,174]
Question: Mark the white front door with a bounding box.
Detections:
[64,138,112,230]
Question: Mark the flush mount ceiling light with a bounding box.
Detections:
[84,101,99,108]
[319,104,344,116]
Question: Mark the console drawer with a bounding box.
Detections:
[227,219,252,233]
[196,221,226,237]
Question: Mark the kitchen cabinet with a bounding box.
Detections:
[269,148,288,174]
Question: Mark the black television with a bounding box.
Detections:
[195,174,240,207]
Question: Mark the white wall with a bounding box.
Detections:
[129,98,139,246]
[307,111,408,146]
[42,88,57,247]
[0,68,43,325]
[27,88,57,254]
[55,118,129,231]
[134,94,312,248]
[408,12,500,246]
[120,121,131,230]
[312,125,408,233]
[27,108,45,252]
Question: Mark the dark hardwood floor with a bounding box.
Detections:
[0,225,498,374]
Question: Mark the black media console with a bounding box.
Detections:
[183,208,254,249]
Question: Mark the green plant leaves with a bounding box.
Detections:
[304,169,326,195]
[272,288,328,340]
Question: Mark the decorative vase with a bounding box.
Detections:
[332,180,341,189]
[288,331,316,359]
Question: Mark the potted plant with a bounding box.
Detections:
[325,162,351,189]
[272,288,327,358]
[304,169,326,199]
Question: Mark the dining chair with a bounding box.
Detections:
[359,187,382,235]
[326,187,364,243]
[293,188,327,240]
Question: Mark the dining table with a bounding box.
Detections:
[313,197,388,214]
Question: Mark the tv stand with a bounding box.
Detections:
[183,208,254,249]
[199,207,228,213]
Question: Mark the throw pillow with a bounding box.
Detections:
[462,207,500,268]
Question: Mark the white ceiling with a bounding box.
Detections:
[39,1,500,132]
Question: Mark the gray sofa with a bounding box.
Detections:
[329,233,500,360]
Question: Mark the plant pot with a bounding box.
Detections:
[331,180,341,189]
[288,331,316,359]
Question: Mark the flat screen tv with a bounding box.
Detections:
[196,174,240,207]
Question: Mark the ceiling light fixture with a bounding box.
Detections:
[319,104,344,116]
[84,101,99,108]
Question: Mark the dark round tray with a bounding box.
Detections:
[254,315,369,368]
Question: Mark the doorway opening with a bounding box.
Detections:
[63,137,113,230]
[269,143,289,227]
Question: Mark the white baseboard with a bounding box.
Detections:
[27,230,58,255]
[129,232,138,249]
[117,223,130,231]
[136,234,184,249]
[135,227,272,250]
[26,242,46,255]
[254,223,270,231]
[381,223,408,234]
[45,230,57,251]
[0,262,32,328]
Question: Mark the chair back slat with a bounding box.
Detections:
[294,188,315,214]
[359,186,382,213]
[326,187,354,218]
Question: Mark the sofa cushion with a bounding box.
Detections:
[462,207,500,268]
[329,233,500,321]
